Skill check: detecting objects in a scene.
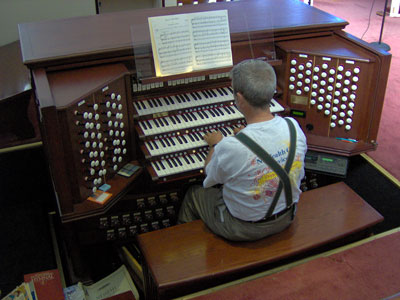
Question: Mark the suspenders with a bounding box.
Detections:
[235,118,297,219]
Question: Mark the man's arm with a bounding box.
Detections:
[203,131,223,169]
[203,125,245,168]
[204,146,215,168]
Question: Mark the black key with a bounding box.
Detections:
[228,106,236,114]
[156,98,162,106]
[159,161,166,169]
[151,99,159,107]
[148,141,154,150]
[183,94,191,101]
[167,159,173,168]
[195,153,203,162]
[160,139,166,147]
[165,138,171,147]
[190,112,197,121]
[188,155,195,163]
[176,157,183,166]
[182,114,188,122]
[170,137,176,146]
[216,108,224,115]
[190,92,198,100]
[145,120,152,129]
[177,136,183,144]
[209,110,216,117]
[220,128,228,136]
[186,113,193,121]
[164,97,170,105]
[201,91,209,99]
[153,140,159,149]
[221,87,229,95]
[210,89,217,97]
[216,88,224,96]
[195,91,202,99]
[188,134,195,142]
[223,107,231,114]
[153,162,160,171]
[154,119,160,128]
[183,156,190,164]
[202,110,210,118]
[141,121,148,130]
[181,135,188,143]
[171,158,178,167]
[173,115,181,124]
[168,96,175,104]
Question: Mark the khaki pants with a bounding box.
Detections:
[178,185,295,242]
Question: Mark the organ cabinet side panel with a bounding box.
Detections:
[36,63,141,218]
[274,33,391,155]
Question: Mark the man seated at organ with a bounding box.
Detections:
[178,59,308,241]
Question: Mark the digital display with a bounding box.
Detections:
[290,109,306,118]
[322,157,334,163]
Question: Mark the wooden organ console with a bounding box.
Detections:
[18,0,390,285]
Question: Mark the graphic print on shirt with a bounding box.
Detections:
[249,144,303,202]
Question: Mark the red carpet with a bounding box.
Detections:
[314,0,400,181]
[190,231,400,300]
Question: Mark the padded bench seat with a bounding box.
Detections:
[136,182,384,300]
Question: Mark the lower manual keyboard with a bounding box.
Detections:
[144,123,244,157]
[150,148,208,179]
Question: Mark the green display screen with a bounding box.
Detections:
[322,157,334,163]
[290,110,306,118]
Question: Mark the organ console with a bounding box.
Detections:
[18,0,390,285]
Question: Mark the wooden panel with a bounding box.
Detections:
[0,41,40,150]
[137,182,383,298]
[18,0,348,68]
[274,33,391,154]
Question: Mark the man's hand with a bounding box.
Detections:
[203,130,223,147]
[233,125,245,135]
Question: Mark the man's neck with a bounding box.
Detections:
[245,109,274,125]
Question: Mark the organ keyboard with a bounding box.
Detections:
[132,83,283,181]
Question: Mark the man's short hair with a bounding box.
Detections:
[230,59,277,109]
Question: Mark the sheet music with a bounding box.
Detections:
[148,10,232,77]
[191,10,232,70]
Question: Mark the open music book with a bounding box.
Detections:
[148,10,233,77]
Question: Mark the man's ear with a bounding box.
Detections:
[236,92,246,107]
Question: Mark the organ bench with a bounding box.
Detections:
[137,182,383,300]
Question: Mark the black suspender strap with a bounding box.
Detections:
[235,118,297,219]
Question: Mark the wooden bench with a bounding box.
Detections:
[136,182,384,300]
